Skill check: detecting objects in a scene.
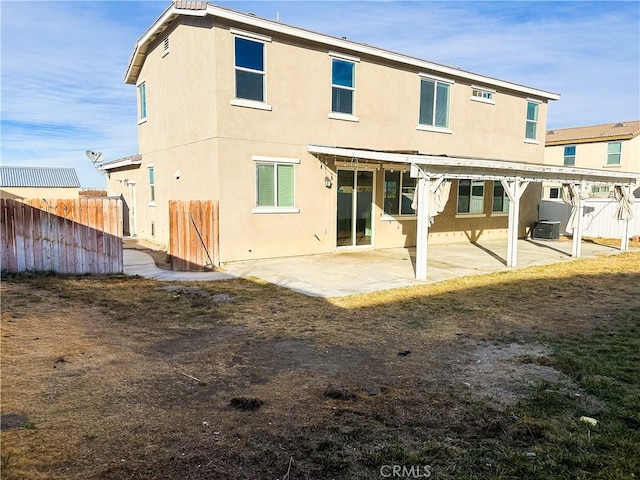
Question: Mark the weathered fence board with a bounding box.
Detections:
[0,198,123,274]
[169,200,219,271]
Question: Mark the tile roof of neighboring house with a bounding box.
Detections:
[0,166,81,188]
[125,2,560,101]
[546,120,640,146]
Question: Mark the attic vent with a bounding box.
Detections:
[163,36,169,51]
[614,122,625,127]
[548,130,555,135]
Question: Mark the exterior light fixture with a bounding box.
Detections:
[324,176,333,188]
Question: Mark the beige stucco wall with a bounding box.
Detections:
[545,136,639,171]
[1,187,80,200]
[543,136,639,198]
[117,15,552,262]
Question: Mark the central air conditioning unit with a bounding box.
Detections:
[532,220,561,240]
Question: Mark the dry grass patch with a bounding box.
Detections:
[1,252,639,479]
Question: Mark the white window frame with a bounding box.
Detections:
[231,30,272,111]
[252,156,300,214]
[563,145,576,166]
[417,73,453,134]
[456,179,485,216]
[491,181,509,214]
[329,54,358,121]
[381,169,417,219]
[137,79,147,124]
[147,164,155,206]
[471,85,495,105]
[606,141,621,166]
[524,99,541,143]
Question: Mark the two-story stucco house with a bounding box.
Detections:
[103,2,639,279]
[544,121,640,198]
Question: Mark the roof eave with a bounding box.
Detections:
[100,159,143,171]
[124,3,560,101]
[546,134,639,146]
[124,4,207,84]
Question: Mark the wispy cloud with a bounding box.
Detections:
[1,1,164,186]
[1,1,638,187]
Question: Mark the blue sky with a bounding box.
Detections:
[1,1,639,187]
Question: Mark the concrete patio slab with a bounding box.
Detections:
[222,239,624,297]
[123,239,626,297]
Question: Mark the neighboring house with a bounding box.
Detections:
[103,2,638,278]
[544,121,640,198]
[0,166,80,200]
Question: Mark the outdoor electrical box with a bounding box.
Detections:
[532,220,561,240]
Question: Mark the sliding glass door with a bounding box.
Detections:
[337,170,374,247]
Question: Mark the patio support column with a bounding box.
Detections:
[414,173,431,281]
[619,184,633,252]
[501,178,529,267]
[570,183,584,258]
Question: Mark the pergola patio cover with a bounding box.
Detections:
[308,144,640,280]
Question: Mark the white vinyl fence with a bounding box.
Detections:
[539,199,640,238]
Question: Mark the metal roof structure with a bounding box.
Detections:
[0,166,81,188]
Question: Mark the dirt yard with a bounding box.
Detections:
[1,253,639,479]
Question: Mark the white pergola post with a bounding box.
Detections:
[620,184,632,252]
[414,173,431,281]
[500,178,529,267]
[570,183,584,258]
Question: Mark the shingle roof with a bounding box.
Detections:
[546,121,640,146]
[0,166,81,188]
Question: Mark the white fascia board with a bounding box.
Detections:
[125,3,560,100]
[125,4,207,84]
[306,144,640,184]
[204,4,559,100]
[100,159,143,171]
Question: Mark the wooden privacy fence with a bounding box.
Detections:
[169,200,219,271]
[1,198,123,274]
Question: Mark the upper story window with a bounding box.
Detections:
[148,166,155,204]
[383,170,416,216]
[457,179,484,214]
[419,76,451,129]
[234,36,266,102]
[525,100,540,141]
[137,81,147,121]
[331,58,355,115]
[471,87,495,104]
[492,181,509,213]
[607,142,621,165]
[563,145,576,166]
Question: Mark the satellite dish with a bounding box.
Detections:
[86,150,104,164]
